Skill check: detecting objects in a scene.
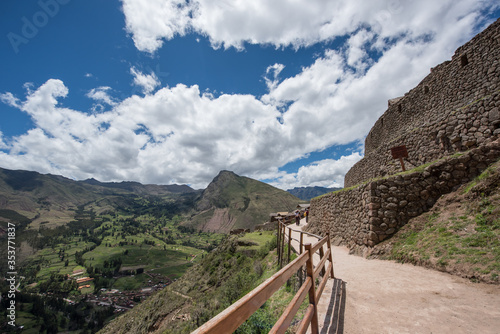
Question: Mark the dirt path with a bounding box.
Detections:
[289,219,500,333]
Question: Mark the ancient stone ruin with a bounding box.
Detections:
[307,18,500,250]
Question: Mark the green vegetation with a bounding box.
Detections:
[0,167,302,332]
[100,231,307,334]
[0,195,224,333]
[463,163,497,194]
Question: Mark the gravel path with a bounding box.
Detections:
[288,220,500,334]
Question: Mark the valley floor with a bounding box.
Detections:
[290,219,500,334]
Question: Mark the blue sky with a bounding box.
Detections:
[0,0,499,189]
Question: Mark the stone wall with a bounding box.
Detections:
[308,138,500,249]
[306,183,369,248]
[344,17,500,188]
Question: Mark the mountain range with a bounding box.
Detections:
[0,167,300,233]
[287,186,342,201]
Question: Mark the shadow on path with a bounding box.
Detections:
[320,278,346,334]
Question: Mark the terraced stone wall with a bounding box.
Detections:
[308,139,500,248]
[344,18,500,188]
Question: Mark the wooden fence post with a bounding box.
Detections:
[277,221,281,267]
[299,232,305,287]
[280,224,286,268]
[327,233,335,278]
[287,227,292,264]
[305,243,319,334]
[319,246,325,277]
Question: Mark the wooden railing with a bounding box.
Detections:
[192,221,334,334]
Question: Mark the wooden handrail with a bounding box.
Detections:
[191,220,335,334]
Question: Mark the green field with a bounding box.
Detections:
[19,210,225,292]
[1,201,226,333]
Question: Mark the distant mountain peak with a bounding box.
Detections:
[287,186,341,201]
[192,170,300,233]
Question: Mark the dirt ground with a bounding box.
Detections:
[290,220,500,334]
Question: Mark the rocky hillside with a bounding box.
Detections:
[188,171,301,233]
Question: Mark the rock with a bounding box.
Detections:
[386,228,396,235]
[384,210,398,219]
[489,107,500,123]
[386,203,398,210]
[368,231,378,241]
[420,190,430,200]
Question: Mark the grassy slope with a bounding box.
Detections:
[370,160,500,284]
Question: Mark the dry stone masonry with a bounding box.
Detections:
[308,18,500,249]
[309,139,500,249]
[345,18,500,187]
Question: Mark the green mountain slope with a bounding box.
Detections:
[0,167,195,229]
[188,171,301,233]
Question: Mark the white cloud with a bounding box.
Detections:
[0,80,281,188]
[264,63,285,91]
[346,29,375,72]
[0,92,21,108]
[0,78,364,188]
[269,152,363,190]
[1,2,498,189]
[130,67,161,94]
[0,132,7,150]
[120,0,495,52]
[86,86,118,106]
[121,0,192,53]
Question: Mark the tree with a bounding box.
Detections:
[60,315,68,329]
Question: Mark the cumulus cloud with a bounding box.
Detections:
[130,67,161,94]
[0,77,363,189]
[0,1,497,189]
[1,80,282,188]
[122,0,192,53]
[121,0,494,52]
[270,152,363,189]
